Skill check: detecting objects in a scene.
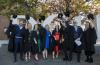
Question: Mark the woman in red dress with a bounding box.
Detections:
[52,25,61,59]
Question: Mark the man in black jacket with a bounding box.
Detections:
[62,20,74,61]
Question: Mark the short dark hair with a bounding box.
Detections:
[25,15,30,20]
[64,10,70,17]
[58,13,63,18]
[13,14,17,19]
[41,16,45,21]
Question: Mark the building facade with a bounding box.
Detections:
[0,16,9,40]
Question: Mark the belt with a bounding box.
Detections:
[15,36,22,38]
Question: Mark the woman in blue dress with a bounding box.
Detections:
[42,25,51,59]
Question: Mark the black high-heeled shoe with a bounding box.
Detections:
[85,56,89,62]
[77,53,81,62]
[63,57,68,61]
[89,57,93,63]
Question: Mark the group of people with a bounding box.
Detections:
[6,13,97,63]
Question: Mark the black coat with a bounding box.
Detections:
[83,27,97,55]
[39,26,46,51]
[63,25,74,51]
[30,30,41,53]
[73,26,83,53]
[6,21,15,38]
[7,22,16,52]
[23,29,30,52]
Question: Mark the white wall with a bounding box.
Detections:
[0,40,8,47]
[96,14,100,40]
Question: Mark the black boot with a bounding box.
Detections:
[85,56,89,62]
[77,53,81,62]
[63,55,68,61]
[68,52,72,61]
[20,52,24,61]
[63,57,68,61]
[14,56,17,62]
[14,51,17,62]
[89,56,93,63]
[63,52,68,61]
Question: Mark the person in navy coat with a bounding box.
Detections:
[73,21,83,62]
[13,19,25,62]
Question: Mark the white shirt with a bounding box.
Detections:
[12,18,18,25]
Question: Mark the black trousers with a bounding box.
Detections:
[64,49,73,61]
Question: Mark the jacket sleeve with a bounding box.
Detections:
[92,28,97,44]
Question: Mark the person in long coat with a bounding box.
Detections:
[30,24,40,61]
[63,21,74,61]
[38,24,46,53]
[83,20,97,63]
[73,21,83,62]
[59,22,66,51]
[23,23,31,61]
[6,20,15,52]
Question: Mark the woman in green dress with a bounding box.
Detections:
[30,24,41,61]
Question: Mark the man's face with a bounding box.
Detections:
[19,21,23,26]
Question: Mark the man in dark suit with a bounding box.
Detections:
[63,20,74,61]
[13,19,25,62]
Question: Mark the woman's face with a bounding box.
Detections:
[85,22,90,29]
[34,24,38,31]
[56,25,59,31]
[19,21,23,26]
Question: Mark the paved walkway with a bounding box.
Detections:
[0,40,100,65]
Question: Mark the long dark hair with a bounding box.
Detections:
[87,13,94,20]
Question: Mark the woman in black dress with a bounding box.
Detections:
[23,23,31,61]
[63,21,74,61]
[83,20,97,63]
[6,20,15,52]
